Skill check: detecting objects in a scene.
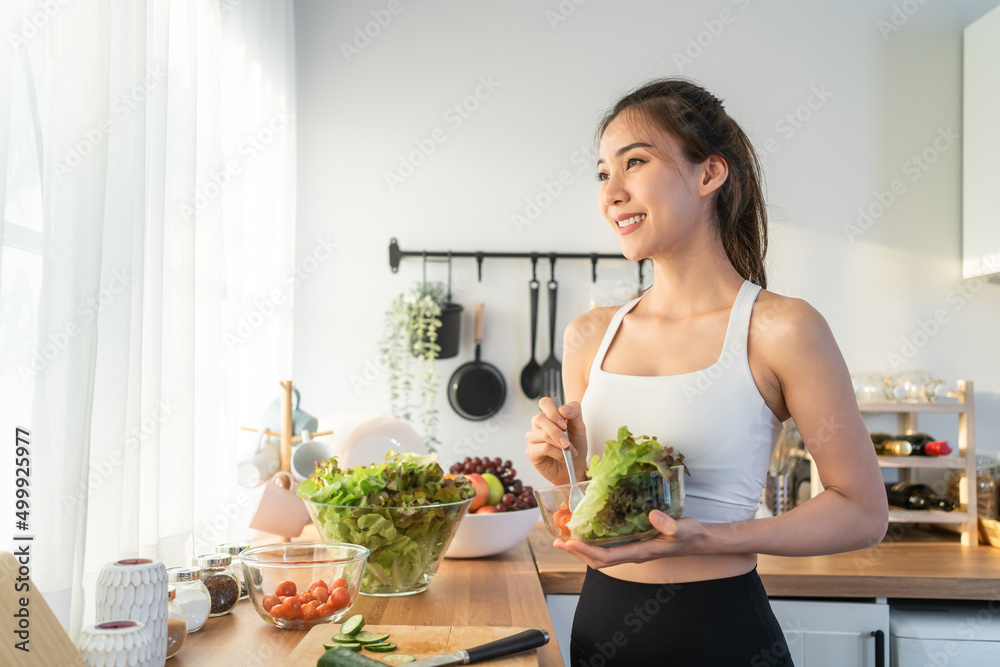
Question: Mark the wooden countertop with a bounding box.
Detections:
[529,525,1000,600]
[176,536,561,666]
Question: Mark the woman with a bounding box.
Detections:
[525,78,888,666]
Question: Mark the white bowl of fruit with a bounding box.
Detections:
[444,456,540,559]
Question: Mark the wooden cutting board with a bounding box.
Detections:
[283,624,540,666]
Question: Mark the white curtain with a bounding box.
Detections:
[0,0,296,635]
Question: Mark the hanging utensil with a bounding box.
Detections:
[447,302,507,421]
[540,261,563,405]
[519,260,544,398]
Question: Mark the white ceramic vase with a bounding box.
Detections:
[75,619,156,667]
[95,558,168,666]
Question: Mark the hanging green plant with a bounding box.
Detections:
[379,282,445,452]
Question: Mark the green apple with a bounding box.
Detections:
[464,473,490,511]
[482,473,505,506]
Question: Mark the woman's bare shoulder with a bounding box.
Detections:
[751,289,830,343]
[563,306,618,355]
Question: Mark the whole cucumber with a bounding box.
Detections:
[317,646,386,667]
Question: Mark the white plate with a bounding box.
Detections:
[317,414,428,468]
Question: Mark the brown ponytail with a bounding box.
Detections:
[597,78,768,289]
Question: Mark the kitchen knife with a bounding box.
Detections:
[407,629,549,666]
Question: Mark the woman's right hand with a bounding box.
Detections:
[525,398,588,486]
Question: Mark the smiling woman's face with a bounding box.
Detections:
[597,113,709,262]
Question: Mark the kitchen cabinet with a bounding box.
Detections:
[770,599,888,667]
[964,4,1000,282]
[811,380,979,545]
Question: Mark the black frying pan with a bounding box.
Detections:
[448,302,506,421]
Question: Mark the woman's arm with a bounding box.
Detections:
[557,298,889,568]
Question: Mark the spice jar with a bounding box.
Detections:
[947,457,999,519]
[195,553,240,617]
[166,586,187,659]
[166,567,211,632]
[216,542,250,600]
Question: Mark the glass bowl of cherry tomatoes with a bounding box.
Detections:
[239,542,369,629]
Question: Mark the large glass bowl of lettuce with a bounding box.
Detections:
[534,426,689,547]
[297,451,474,596]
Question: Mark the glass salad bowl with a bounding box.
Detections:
[239,542,368,629]
[534,467,684,547]
[303,498,472,596]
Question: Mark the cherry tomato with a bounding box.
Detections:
[330,578,348,591]
[328,587,350,611]
[261,594,279,611]
[269,604,286,619]
[307,579,328,592]
[281,596,302,619]
[316,603,335,617]
[312,587,330,603]
[275,580,297,597]
[297,591,316,605]
[300,604,317,621]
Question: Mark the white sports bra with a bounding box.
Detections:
[579,280,783,525]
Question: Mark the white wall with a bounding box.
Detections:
[292,0,1000,492]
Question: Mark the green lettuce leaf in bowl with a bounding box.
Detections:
[566,426,689,542]
[297,451,475,595]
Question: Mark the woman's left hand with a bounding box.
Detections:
[554,510,707,569]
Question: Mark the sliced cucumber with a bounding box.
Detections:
[332,634,361,643]
[318,646,384,666]
[327,641,361,651]
[381,655,415,665]
[340,614,365,637]
[363,642,397,653]
[353,632,391,645]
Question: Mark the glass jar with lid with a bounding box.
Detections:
[165,567,211,632]
[166,586,187,659]
[216,543,250,600]
[946,457,999,519]
[195,553,240,617]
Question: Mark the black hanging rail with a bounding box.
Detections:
[389,237,648,284]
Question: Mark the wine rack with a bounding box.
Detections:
[810,380,978,545]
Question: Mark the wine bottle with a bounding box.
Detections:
[898,433,953,456]
[885,483,956,511]
[883,370,952,403]
[870,432,894,446]
[873,436,912,456]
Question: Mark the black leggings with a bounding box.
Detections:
[570,566,793,667]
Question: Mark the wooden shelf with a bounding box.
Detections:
[888,508,969,524]
[859,401,965,414]
[876,456,967,469]
[812,380,979,545]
